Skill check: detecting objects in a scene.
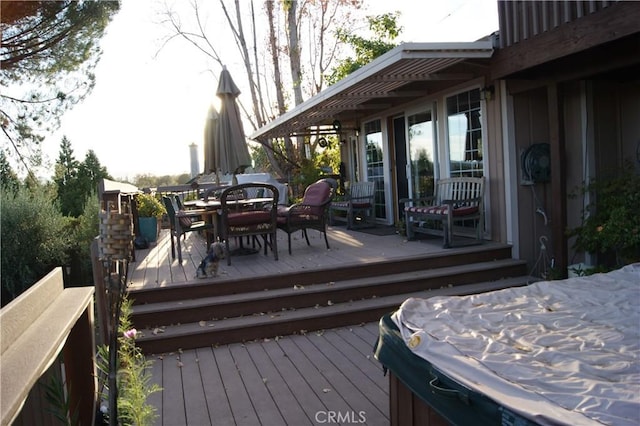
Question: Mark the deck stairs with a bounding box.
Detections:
[131,245,533,354]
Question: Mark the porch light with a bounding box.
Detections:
[480,85,495,101]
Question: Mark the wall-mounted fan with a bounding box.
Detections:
[521,143,551,185]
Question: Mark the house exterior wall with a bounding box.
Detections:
[505,76,639,275]
[483,82,508,244]
[510,87,551,272]
[349,78,509,245]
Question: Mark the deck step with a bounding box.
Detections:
[130,242,530,354]
[132,259,527,329]
[128,244,515,304]
[135,275,535,354]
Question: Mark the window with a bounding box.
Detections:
[364,119,386,220]
[408,110,435,198]
[446,89,483,177]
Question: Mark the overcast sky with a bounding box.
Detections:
[43,0,499,181]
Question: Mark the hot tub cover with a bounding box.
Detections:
[391,263,640,426]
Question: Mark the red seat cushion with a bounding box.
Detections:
[227,210,272,226]
[303,182,331,206]
[351,202,372,208]
[405,205,478,216]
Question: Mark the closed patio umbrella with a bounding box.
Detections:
[203,104,218,176]
[214,66,252,183]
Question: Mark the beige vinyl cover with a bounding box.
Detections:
[392,263,640,426]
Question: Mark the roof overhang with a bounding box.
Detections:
[250,41,494,141]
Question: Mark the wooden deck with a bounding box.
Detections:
[127,227,521,425]
[130,227,432,425]
[127,225,445,291]
[146,322,389,426]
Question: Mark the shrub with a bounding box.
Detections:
[135,193,165,218]
[1,187,73,304]
[568,165,640,269]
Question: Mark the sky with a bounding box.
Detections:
[42,0,499,181]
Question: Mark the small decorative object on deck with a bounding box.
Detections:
[98,200,134,426]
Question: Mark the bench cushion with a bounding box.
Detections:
[405,205,479,216]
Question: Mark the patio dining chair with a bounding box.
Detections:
[329,181,375,229]
[219,182,279,265]
[162,196,214,263]
[277,179,333,255]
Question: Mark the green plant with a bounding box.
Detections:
[97,297,161,426]
[568,165,640,269]
[1,186,73,304]
[136,193,165,218]
[43,366,79,426]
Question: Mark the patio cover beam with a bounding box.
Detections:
[250,41,494,142]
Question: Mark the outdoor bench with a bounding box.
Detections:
[0,267,95,426]
[401,177,485,248]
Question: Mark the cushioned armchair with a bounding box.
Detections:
[163,196,214,263]
[219,182,279,265]
[277,180,333,255]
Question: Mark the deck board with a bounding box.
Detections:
[160,351,187,425]
[228,344,287,426]
[194,347,235,425]
[245,343,312,425]
[180,350,210,425]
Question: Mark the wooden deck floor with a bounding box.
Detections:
[146,322,388,426]
[129,227,428,425]
[127,225,444,291]
[130,227,489,425]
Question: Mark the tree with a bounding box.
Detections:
[78,149,111,197]
[54,136,82,217]
[160,0,363,186]
[0,1,120,175]
[325,12,401,85]
[53,137,111,217]
[0,150,21,193]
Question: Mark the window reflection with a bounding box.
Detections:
[446,89,483,177]
[408,111,435,198]
[364,119,385,220]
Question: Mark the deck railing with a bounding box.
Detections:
[0,268,96,426]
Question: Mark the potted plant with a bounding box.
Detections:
[567,164,640,272]
[136,193,166,243]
